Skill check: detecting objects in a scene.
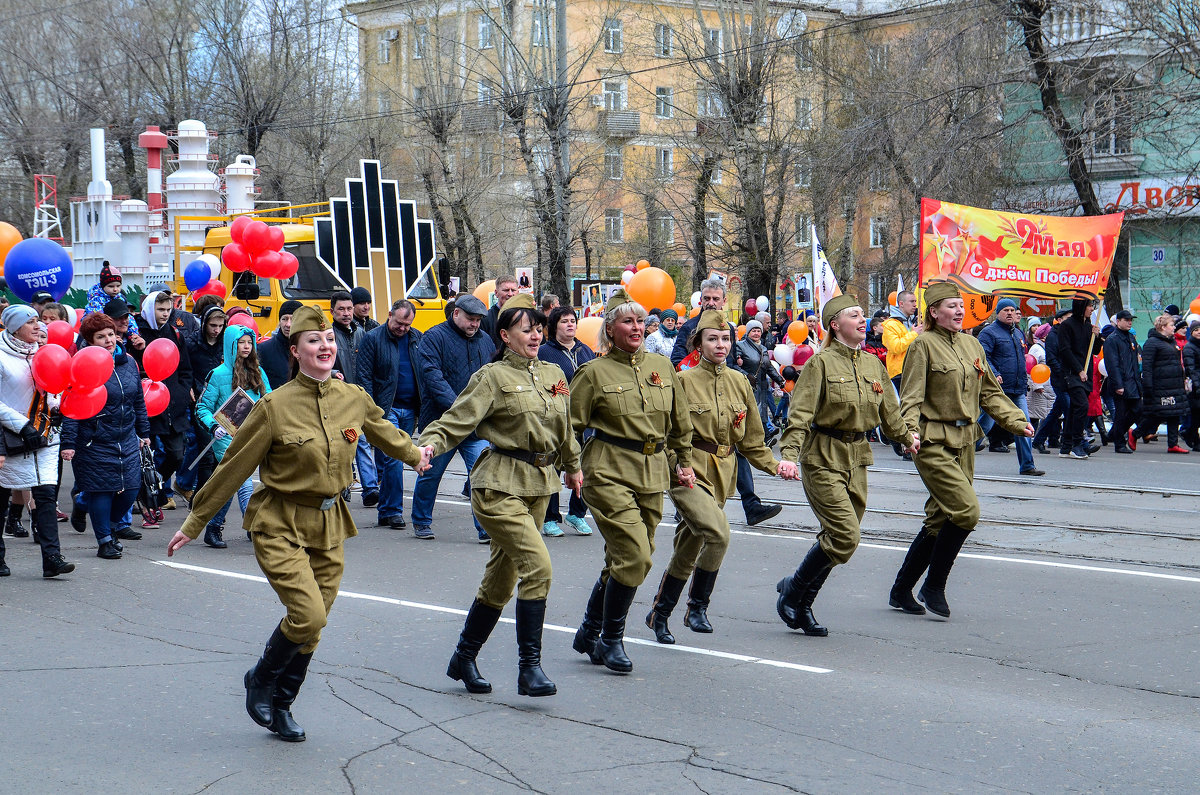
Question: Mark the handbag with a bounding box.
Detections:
[138,446,167,509]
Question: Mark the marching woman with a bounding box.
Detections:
[419,293,582,697]
[773,295,916,635]
[569,289,694,673]
[646,310,796,644]
[888,283,1032,619]
[167,307,431,741]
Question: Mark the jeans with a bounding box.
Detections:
[87,490,140,544]
[1032,384,1069,448]
[980,393,1034,471]
[546,488,588,522]
[355,435,378,493]
[207,479,254,531]
[411,436,486,533]
[375,406,416,521]
[755,385,777,435]
[736,453,763,517]
[153,430,185,499]
[773,393,790,422]
[175,408,199,493]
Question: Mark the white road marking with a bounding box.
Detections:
[156,561,833,675]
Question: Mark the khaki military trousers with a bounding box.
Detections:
[472,488,553,607]
[667,483,731,579]
[583,481,662,589]
[913,441,980,535]
[254,533,345,654]
[802,464,868,565]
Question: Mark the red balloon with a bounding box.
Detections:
[744,299,757,317]
[265,224,285,252]
[70,346,115,391]
[253,249,283,278]
[229,215,254,245]
[241,220,272,253]
[1025,353,1036,373]
[222,242,251,273]
[61,384,108,420]
[196,279,227,300]
[228,314,259,334]
[32,344,72,393]
[143,337,180,381]
[277,250,299,280]
[793,345,815,367]
[142,379,170,417]
[45,320,75,349]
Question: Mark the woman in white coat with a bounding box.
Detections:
[0,305,75,578]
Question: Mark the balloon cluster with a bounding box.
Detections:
[221,216,298,281]
[743,295,769,317]
[184,254,227,301]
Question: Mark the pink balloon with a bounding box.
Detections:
[45,320,75,349]
[265,224,285,252]
[142,379,170,417]
[32,344,72,393]
[229,215,254,245]
[1025,353,1036,373]
[241,220,272,253]
[222,242,251,273]
[61,384,108,420]
[142,337,180,382]
[70,346,115,391]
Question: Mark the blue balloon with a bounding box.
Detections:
[184,259,211,292]
[3,238,74,302]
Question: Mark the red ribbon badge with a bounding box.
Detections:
[551,379,570,396]
[343,428,358,443]
[973,358,986,378]
[872,381,884,394]
[733,409,746,429]
[650,371,663,385]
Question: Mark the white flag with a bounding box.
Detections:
[897,273,905,293]
[1093,297,1111,331]
[811,226,842,323]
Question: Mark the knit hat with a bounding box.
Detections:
[821,294,860,330]
[746,319,763,332]
[995,297,1018,314]
[924,282,960,306]
[99,262,122,287]
[1033,322,1052,340]
[289,306,329,335]
[1189,320,1200,336]
[350,286,372,305]
[279,300,304,319]
[659,308,678,322]
[2,304,37,334]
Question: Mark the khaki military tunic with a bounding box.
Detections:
[666,357,778,578]
[420,350,582,606]
[899,325,1028,534]
[181,373,423,652]
[781,340,913,564]
[570,347,692,588]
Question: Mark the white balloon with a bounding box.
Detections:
[773,344,794,367]
[1098,359,1107,377]
[691,290,701,308]
[621,270,634,284]
[1187,313,1200,325]
[199,253,222,281]
[756,295,769,312]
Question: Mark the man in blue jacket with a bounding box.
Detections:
[410,294,495,540]
[357,299,422,528]
[978,299,1043,475]
[257,300,303,390]
[1102,310,1141,453]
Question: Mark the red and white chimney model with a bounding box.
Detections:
[138,125,169,240]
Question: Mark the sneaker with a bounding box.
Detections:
[1168,445,1191,454]
[141,516,160,530]
[56,510,69,523]
[541,520,564,537]
[362,489,380,508]
[1087,442,1101,455]
[565,515,592,535]
[988,445,1010,453]
[414,525,435,540]
[1068,446,1089,459]
[1019,467,1045,476]
[42,554,75,578]
[764,429,780,447]
[477,529,491,544]
[155,508,165,523]
[380,515,406,529]
[6,520,29,538]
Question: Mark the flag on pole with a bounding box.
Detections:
[897,273,905,293]
[811,226,842,323]
[1093,296,1111,332]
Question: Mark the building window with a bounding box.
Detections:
[479,14,495,49]
[602,81,625,111]
[376,95,391,115]
[1091,94,1132,156]
[654,23,673,57]
[711,161,722,184]
[705,212,722,245]
[533,144,551,173]
[604,146,624,180]
[793,159,811,188]
[413,24,428,59]
[697,83,724,118]
[869,217,889,248]
[531,11,547,47]
[605,209,624,243]
[477,81,494,104]
[795,213,811,246]
[795,38,813,70]
[377,30,396,63]
[656,148,673,179]
[704,28,722,59]
[652,212,674,246]
[868,166,887,191]
[655,87,674,119]
[868,44,890,73]
[795,97,812,129]
[479,141,498,176]
[413,86,428,108]
[603,18,623,53]
[869,272,885,307]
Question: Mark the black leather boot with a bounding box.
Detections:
[6,504,28,538]
[573,577,607,662]
[889,527,936,615]
[776,543,833,635]
[446,599,502,694]
[515,599,556,697]
[594,579,638,673]
[645,572,686,644]
[204,524,227,549]
[800,565,833,636]
[684,568,720,634]
[918,521,971,618]
[244,623,302,728]
[270,652,313,742]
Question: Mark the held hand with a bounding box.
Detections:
[139,437,152,448]
[129,334,145,350]
[676,465,697,488]
[415,445,435,474]
[906,439,921,455]
[777,460,799,480]
[1116,388,1124,396]
[166,531,191,557]
[1022,423,1035,438]
[1079,370,1088,381]
[212,426,229,440]
[60,449,74,461]
[565,470,584,496]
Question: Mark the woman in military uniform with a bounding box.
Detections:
[774,295,917,635]
[569,289,694,673]
[646,310,797,644]
[167,307,432,742]
[418,293,582,698]
[888,283,1033,619]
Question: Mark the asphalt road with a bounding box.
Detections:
[1,439,1197,793]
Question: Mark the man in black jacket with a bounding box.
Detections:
[1056,299,1098,459]
[1103,310,1142,453]
[257,300,303,389]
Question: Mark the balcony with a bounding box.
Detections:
[462,103,501,133]
[695,118,731,141]
[598,110,640,138]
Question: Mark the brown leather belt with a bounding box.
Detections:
[693,438,734,457]
[594,430,665,456]
[811,424,865,443]
[493,447,555,468]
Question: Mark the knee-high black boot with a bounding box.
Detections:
[918,521,971,618]
[245,623,302,728]
[889,527,936,614]
[593,580,638,673]
[270,652,313,742]
[776,543,833,636]
[515,599,556,697]
[446,599,502,694]
[684,568,719,634]
[645,572,686,644]
[573,577,607,660]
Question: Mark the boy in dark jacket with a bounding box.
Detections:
[1102,310,1142,453]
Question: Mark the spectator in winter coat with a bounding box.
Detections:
[978,299,1040,474]
[258,300,303,390]
[1182,321,1200,451]
[643,308,678,358]
[330,290,373,498]
[738,320,785,441]
[1056,299,1097,459]
[1103,310,1142,453]
[1136,313,1190,453]
[136,291,194,519]
[481,275,519,348]
[351,286,380,332]
[188,306,228,394]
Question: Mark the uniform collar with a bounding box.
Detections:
[932,324,958,342]
[295,371,333,395]
[503,348,536,369]
[828,337,860,359]
[699,355,725,375]
[607,346,642,366]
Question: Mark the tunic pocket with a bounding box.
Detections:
[645,381,672,413]
[928,362,963,393]
[601,382,639,415]
[281,433,315,446]
[500,383,540,414]
[826,376,857,403]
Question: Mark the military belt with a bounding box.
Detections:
[270,488,341,510]
[692,438,734,457]
[594,430,665,456]
[493,447,556,468]
[811,424,865,443]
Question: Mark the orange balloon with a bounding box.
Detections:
[787,322,808,344]
[888,291,898,307]
[672,302,685,316]
[473,279,496,305]
[577,316,603,352]
[736,324,747,339]
[1190,296,1200,316]
[0,221,22,267]
[688,307,700,318]
[636,259,651,271]
[784,379,795,393]
[1030,363,1051,384]
[626,266,676,312]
